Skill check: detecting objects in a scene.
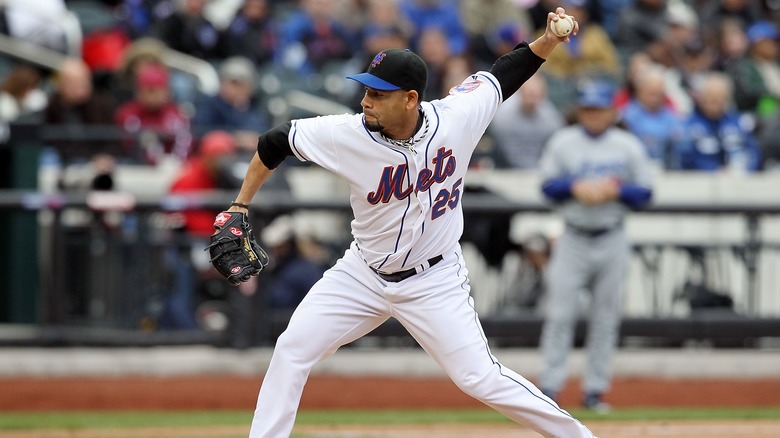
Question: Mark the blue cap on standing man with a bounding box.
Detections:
[576,79,616,108]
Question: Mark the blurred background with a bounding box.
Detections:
[1,0,780,351]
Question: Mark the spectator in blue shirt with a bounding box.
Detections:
[223,0,279,70]
[260,215,328,310]
[151,0,226,61]
[677,72,761,173]
[620,64,685,169]
[277,0,356,74]
[399,0,467,56]
[193,56,269,151]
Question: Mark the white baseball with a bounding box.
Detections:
[551,15,574,38]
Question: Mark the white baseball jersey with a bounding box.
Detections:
[250,70,597,438]
[288,72,501,273]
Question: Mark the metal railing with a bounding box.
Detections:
[2,120,780,347]
[1,187,779,347]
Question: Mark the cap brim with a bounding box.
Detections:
[750,32,780,43]
[578,99,613,108]
[578,94,613,108]
[346,72,401,91]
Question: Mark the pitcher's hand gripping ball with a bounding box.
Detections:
[206,211,269,285]
[551,15,575,38]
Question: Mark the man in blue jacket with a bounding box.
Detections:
[678,72,762,173]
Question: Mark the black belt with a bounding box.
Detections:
[566,223,621,238]
[372,255,443,282]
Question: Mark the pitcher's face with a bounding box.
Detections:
[360,87,411,133]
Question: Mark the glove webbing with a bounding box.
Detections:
[205,236,243,263]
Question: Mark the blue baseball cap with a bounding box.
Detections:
[747,20,779,45]
[563,0,588,7]
[347,48,428,96]
[577,80,616,109]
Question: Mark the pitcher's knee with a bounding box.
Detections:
[452,367,495,399]
[274,329,298,351]
[273,328,337,367]
[273,330,314,363]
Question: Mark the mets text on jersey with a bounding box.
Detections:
[366,147,462,220]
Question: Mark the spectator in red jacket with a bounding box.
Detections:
[169,130,239,236]
[115,63,192,164]
[160,130,239,331]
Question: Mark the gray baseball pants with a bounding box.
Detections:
[539,228,629,395]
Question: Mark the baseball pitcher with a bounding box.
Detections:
[209,7,598,438]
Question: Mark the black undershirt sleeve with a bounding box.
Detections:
[489,42,546,102]
[256,121,293,169]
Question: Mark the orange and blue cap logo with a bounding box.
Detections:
[371,52,387,68]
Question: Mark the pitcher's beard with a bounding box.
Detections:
[364,118,384,132]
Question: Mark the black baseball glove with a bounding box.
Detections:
[206,211,269,285]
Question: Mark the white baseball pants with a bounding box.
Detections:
[249,242,595,438]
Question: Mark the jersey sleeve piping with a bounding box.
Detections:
[474,71,503,104]
[422,104,441,169]
[289,120,308,162]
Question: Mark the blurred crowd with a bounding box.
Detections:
[2,0,780,335]
[0,0,777,176]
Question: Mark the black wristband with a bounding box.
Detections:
[231,202,249,209]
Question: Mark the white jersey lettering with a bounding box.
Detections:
[288,72,501,271]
